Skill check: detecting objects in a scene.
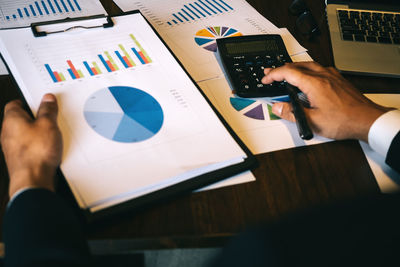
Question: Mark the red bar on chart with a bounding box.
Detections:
[138,51,150,64]
[53,72,62,82]
[106,60,116,72]
[67,60,80,78]
[91,67,98,75]
[123,56,133,67]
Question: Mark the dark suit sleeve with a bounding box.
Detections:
[386,131,400,173]
[3,188,91,267]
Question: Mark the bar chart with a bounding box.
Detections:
[0,0,106,28]
[1,0,81,21]
[166,0,234,26]
[42,34,153,83]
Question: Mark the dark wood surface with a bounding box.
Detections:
[0,0,399,249]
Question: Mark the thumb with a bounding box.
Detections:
[272,102,295,122]
[36,94,58,122]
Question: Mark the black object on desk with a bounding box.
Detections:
[286,82,314,140]
[216,34,313,140]
[216,34,292,98]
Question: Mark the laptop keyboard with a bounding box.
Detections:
[337,9,400,44]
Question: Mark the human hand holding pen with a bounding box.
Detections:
[261,62,392,142]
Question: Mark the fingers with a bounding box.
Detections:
[3,99,30,122]
[271,102,295,122]
[262,65,315,94]
[36,94,58,123]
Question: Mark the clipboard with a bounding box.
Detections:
[31,15,114,37]
[0,10,258,222]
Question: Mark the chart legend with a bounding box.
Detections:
[195,26,241,52]
[84,86,164,143]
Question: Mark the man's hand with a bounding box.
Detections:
[1,94,62,198]
[262,62,392,142]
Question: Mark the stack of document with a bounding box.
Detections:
[0,0,108,75]
[113,0,399,192]
[0,13,254,215]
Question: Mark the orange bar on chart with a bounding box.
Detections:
[67,60,80,78]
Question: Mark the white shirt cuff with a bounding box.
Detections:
[368,110,400,158]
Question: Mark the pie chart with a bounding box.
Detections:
[194,26,242,52]
[84,86,164,143]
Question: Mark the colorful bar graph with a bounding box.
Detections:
[43,34,153,83]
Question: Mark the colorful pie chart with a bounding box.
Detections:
[194,26,242,52]
[84,86,164,143]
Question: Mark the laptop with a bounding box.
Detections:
[326,0,400,77]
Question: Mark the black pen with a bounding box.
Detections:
[285,82,313,140]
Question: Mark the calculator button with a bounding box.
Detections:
[235,68,245,73]
[241,84,251,90]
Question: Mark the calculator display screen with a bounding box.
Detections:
[225,40,279,55]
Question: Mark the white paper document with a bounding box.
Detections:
[0,0,107,29]
[363,94,400,193]
[0,59,8,75]
[113,0,291,82]
[0,13,249,212]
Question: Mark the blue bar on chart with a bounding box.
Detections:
[2,0,83,20]
[41,1,50,14]
[166,0,234,25]
[35,2,43,16]
[60,0,69,12]
[29,5,37,16]
[47,0,56,13]
[54,0,63,13]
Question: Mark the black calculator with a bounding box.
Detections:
[216,34,292,98]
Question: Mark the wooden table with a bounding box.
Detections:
[0,0,399,250]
